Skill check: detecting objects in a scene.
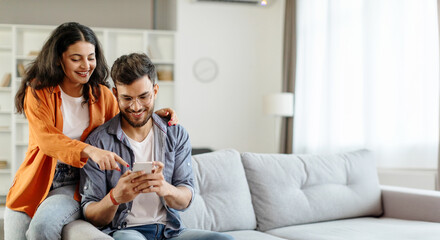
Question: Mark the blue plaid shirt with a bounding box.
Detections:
[80,113,194,238]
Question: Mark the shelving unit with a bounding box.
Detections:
[0,24,13,198]
[0,24,176,196]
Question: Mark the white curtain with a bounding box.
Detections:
[294,0,439,169]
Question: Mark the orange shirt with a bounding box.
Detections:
[6,84,119,217]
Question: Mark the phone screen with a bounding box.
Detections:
[132,162,153,174]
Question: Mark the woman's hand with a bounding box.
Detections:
[82,145,129,171]
[155,108,178,126]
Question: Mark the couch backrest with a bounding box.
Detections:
[180,149,257,232]
[241,149,383,231]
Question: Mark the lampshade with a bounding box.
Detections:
[263,93,294,116]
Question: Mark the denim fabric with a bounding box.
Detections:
[4,207,30,240]
[4,184,80,240]
[112,224,165,240]
[80,113,194,238]
[169,229,235,240]
[52,162,80,190]
[112,229,149,240]
[112,224,235,240]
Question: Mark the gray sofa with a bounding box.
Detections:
[63,149,440,240]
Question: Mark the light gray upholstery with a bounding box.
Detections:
[62,219,112,240]
[241,150,383,231]
[265,217,440,240]
[224,230,287,240]
[60,149,440,240]
[381,185,440,222]
[180,149,257,232]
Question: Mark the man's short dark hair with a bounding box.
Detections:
[111,53,157,86]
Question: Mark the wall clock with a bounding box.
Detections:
[193,57,218,83]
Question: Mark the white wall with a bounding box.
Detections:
[378,168,438,190]
[175,0,285,153]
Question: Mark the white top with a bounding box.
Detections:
[60,87,89,140]
[124,129,167,227]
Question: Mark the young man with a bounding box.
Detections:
[80,53,234,240]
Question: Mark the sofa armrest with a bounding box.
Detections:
[62,219,113,240]
[381,185,440,222]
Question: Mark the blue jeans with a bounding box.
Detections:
[4,184,80,240]
[112,224,235,240]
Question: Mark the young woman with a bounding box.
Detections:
[4,22,178,240]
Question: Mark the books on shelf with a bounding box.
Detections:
[0,160,7,169]
[28,50,40,56]
[17,63,26,77]
[0,73,11,87]
[157,70,173,81]
[0,126,10,131]
[157,65,173,81]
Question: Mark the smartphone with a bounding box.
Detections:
[132,162,153,174]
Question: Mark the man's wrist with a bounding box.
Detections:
[109,189,120,206]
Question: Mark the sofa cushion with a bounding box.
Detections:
[180,149,257,232]
[241,149,383,231]
[265,217,440,240]
[225,230,287,240]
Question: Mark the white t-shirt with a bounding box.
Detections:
[124,129,167,227]
[53,87,89,188]
[60,87,89,140]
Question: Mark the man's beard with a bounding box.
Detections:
[121,106,154,128]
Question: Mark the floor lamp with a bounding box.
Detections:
[263,93,294,153]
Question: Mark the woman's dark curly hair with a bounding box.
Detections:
[15,22,110,114]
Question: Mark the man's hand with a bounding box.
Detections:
[112,170,147,204]
[132,161,173,197]
[130,161,192,210]
[84,170,146,227]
